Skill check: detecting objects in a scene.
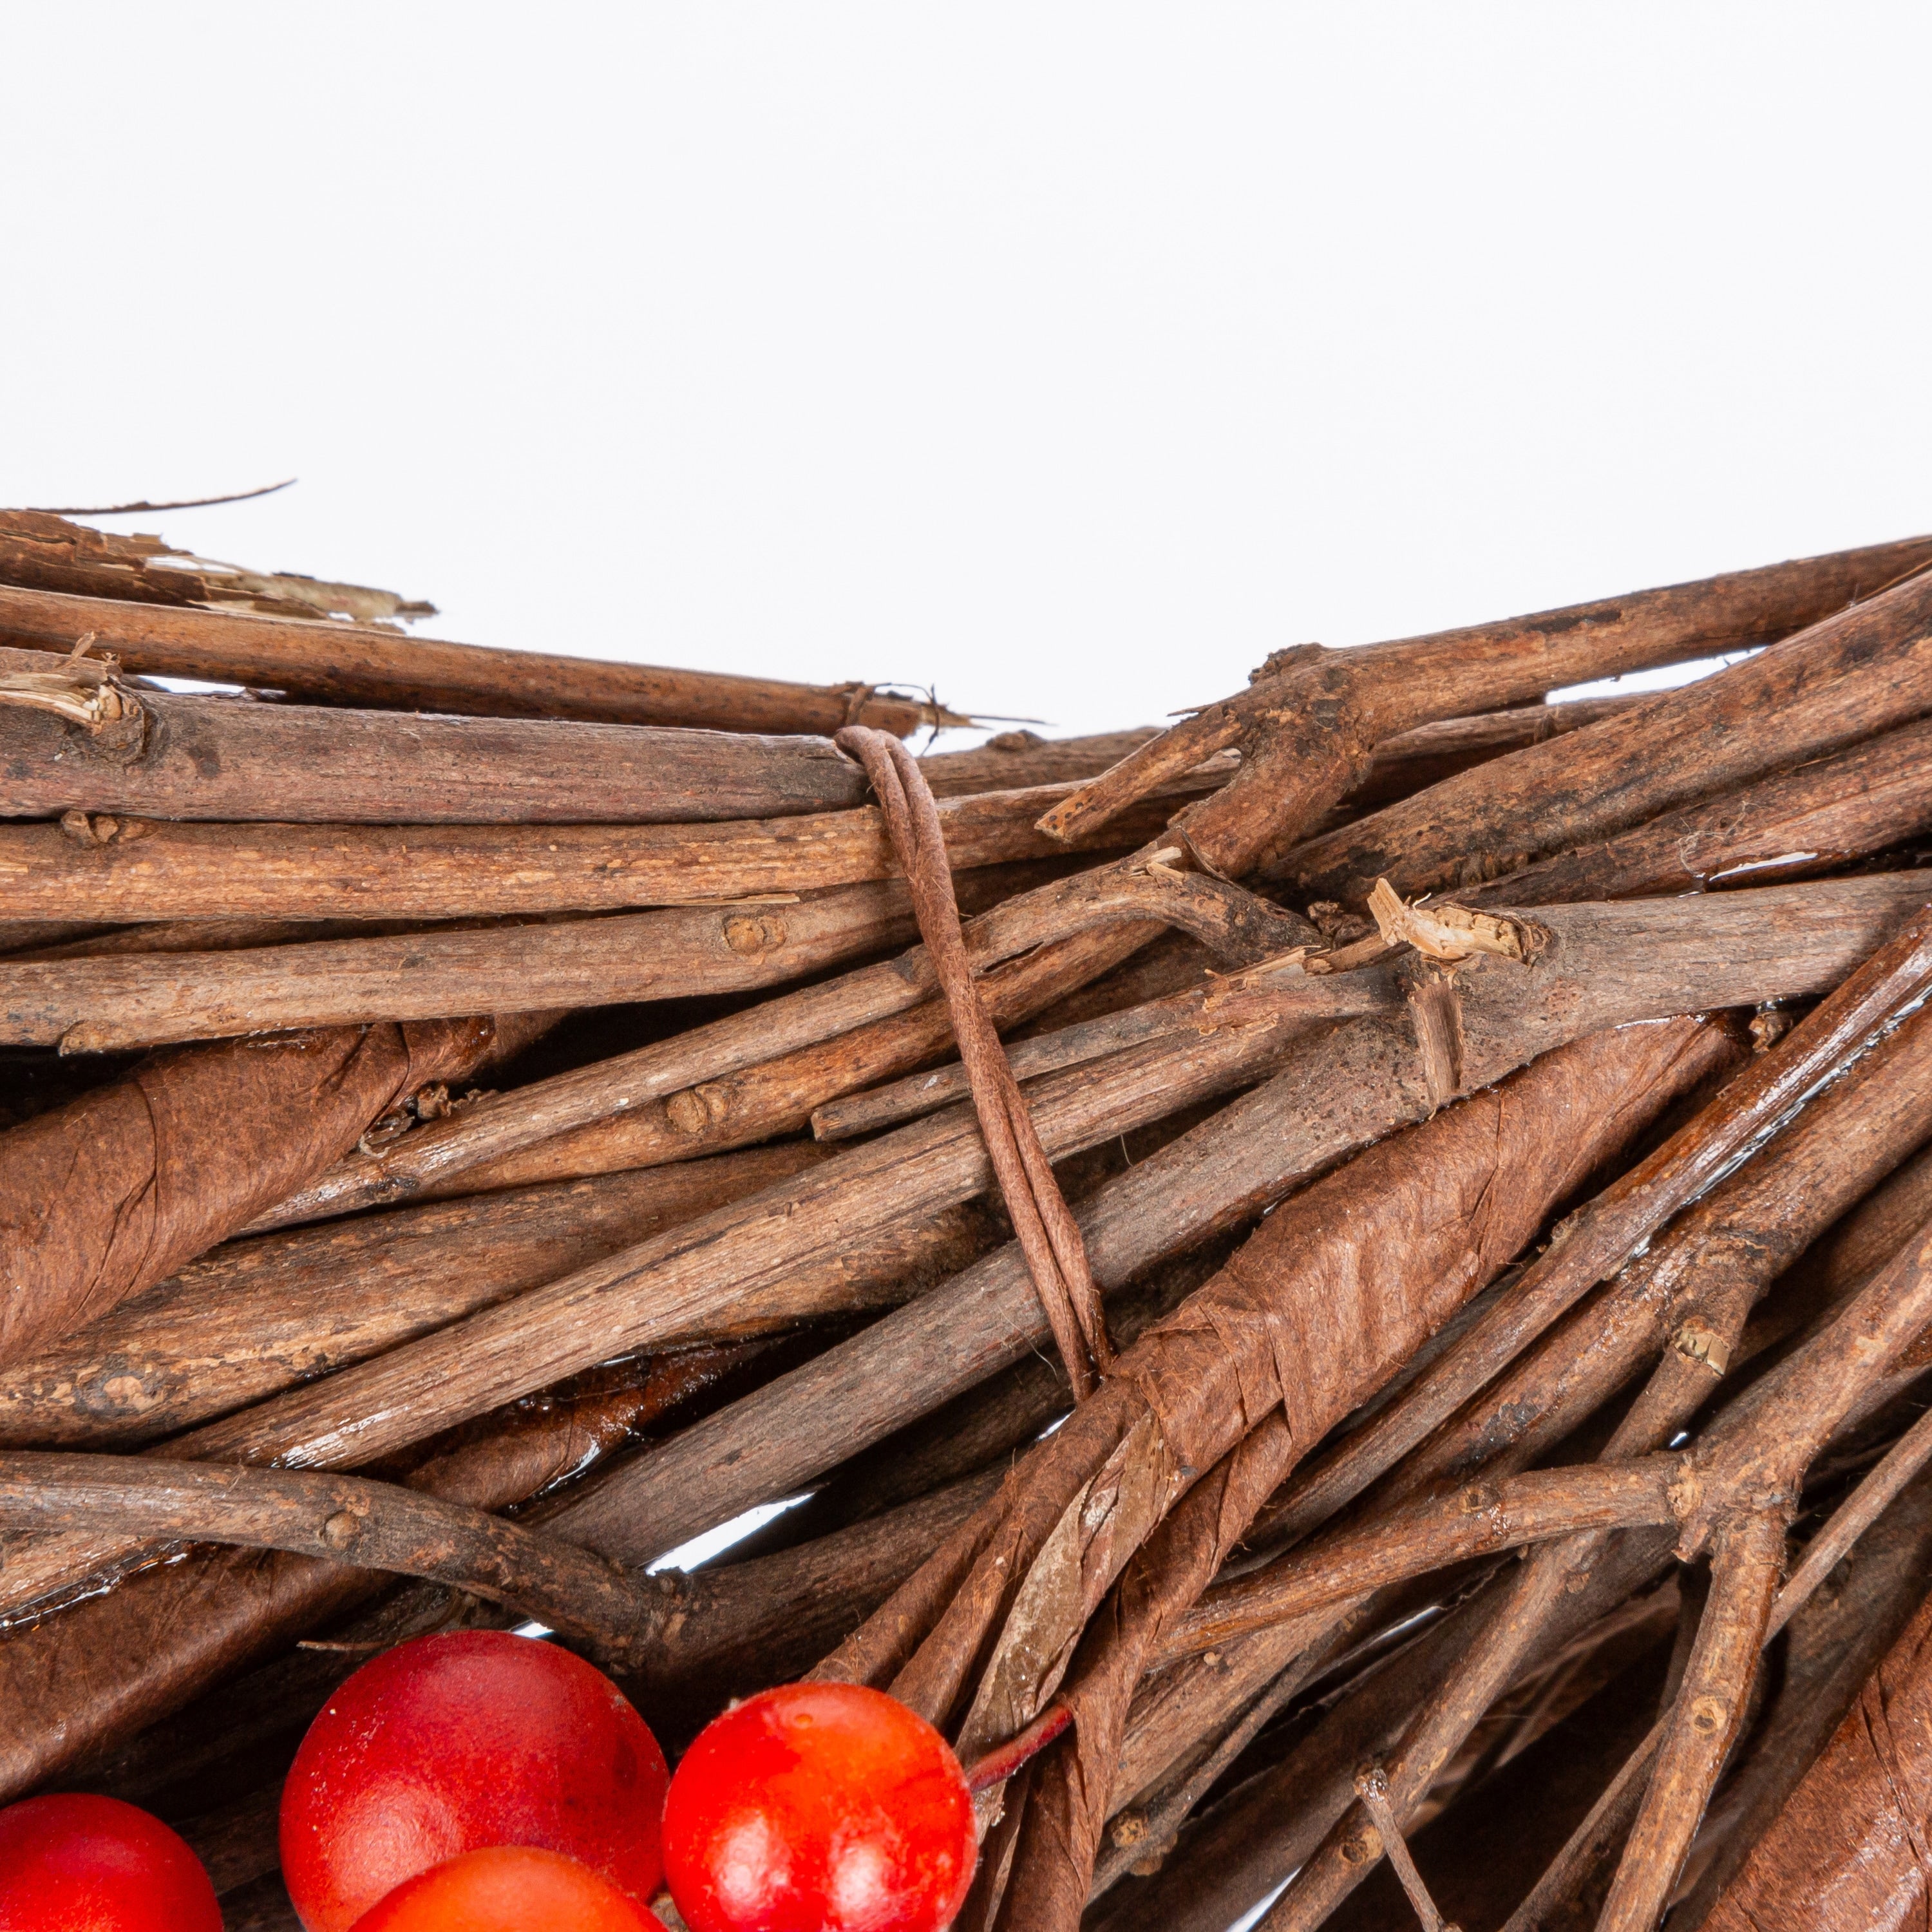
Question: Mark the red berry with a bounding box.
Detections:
[0,1792,222,1932]
[348,1846,668,1931]
[662,1682,976,1932]
[280,1630,669,1932]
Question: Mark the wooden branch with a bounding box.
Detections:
[1669,1454,1932,1928]
[0,991,1296,1623]
[0,772,1208,925]
[0,1170,1007,1622]
[1680,1208,1932,1555]
[820,1025,1723,1932]
[1157,1461,1681,1667]
[0,875,978,1050]
[738,1231,1244,1563]
[193,1005,1296,1478]
[922,697,1634,811]
[1249,889,1932,1553]
[1037,533,1932,865]
[0,510,433,626]
[0,549,958,734]
[1278,555,1932,906]
[0,1142,833,1448]
[1254,957,1932,1562]
[1502,1417,1932,1931]
[1241,1041,1932,1932]
[1103,1535,1680,1932]
[257,920,1142,1229]
[0,645,878,824]
[808,983,1241,1142]
[9,914,485,963]
[1596,1510,1788,1932]
[0,1340,770,1800]
[0,1453,650,1665]
[531,875,1919,1600]
[1463,712,1932,906]
[0,1010,548,1372]
[919,730,1164,796]
[1703,1520,1932,1930]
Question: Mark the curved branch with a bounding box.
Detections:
[1160,1459,1682,1668]
[0,1454,649,1667]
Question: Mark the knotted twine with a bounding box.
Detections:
[836,726,1113,1399]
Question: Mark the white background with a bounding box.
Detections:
[3,6,1928,742]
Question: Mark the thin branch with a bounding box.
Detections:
[1595,1509,1787,1932]
[1352,1764,1461,1932]
[0,1453,650,1668]
[20,479,298,516]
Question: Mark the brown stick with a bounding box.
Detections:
[1248,890,1932,1552]
[1597,1511,1788,1932]
[839,724,1112,1394]
[1238,1001,1932,1926]
[920,730,1166,796]
[1254,965,1932,1563]
[1703,1531,1932,1931]
[0,645,877,824]
[1502,1416,1932,1932]
[1668,1450,1932,1927]
[1463,713,1932,906]
[1502,1220,1932,1930]
[0,529,956,734]
[1037,533,1932,862]
[0,1341,786,1801]
[535,875,1917,1589]
[0,510,428,625]
[254,921,1145,1229]
[1277,557,1932,906]
[0,1453,650,1665]
[0,1172,1010,1622]
[808,983,1243,1142]
[0,877,951,1050]
[1115,1537,1681,1932]
[1157,1462,1681,1665]
[0,990,1299,1622]
[924,697,1636,811]
[0,1143,834,1447]
[0,773,1205,926]
[838,1025,1726,1932]
[0,1012,542,1370]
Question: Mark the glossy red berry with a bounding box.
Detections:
[0,1792,222,1932]
[348,1846,668,1931]
[662,1681,976,1932]
[281,1629,669,1932]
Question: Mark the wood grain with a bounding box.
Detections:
[0,647,872,824]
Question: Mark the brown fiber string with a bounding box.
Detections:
[837,726,1113,1398]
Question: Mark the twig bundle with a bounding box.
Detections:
[3,512,1932,1932]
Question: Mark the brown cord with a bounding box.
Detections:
[837,726,1113,1398]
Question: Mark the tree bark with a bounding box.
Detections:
[0,646,874,823]
[0,1011,549,1370]
[0,874,1005,1050]
[1276,558,1932,906]
[0,1142,833,1448]
[0,529,950,735]
[0,775,1197,925]
[1041,534,1932,869]
[1461,714,1932,907]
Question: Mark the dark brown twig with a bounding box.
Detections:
[839,725,1112,1393]
[21,480,299,516]
[1352,1764,1461,1932]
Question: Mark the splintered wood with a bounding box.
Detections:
[3,512,1931,1932]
